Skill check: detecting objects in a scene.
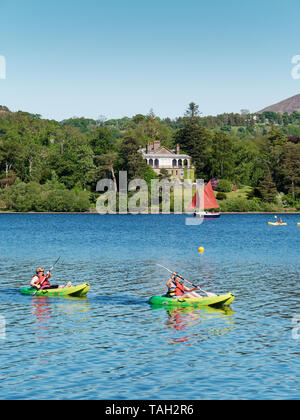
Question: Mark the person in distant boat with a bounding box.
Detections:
[30,267,71,290]
[278,217,283,224]
[166,273,202,299]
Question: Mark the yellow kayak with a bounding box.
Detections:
[21,283,90,297]
[298,223,300,226]
[268,222,287,226]
[149,293,235,307]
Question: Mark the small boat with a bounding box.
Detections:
[149,292,235,308]
[194,211,221,219]
[20,283,90,297]
[298,223,300,226]
[189,180,221,219]
[268,222,287,226]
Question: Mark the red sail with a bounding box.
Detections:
[204,180,219,209]
[189,190,198,209]
[188,180,219,210]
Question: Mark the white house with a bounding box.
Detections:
[141,141,194,180]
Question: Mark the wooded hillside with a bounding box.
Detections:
[0,103,299,212]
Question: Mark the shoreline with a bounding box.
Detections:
[0,210,299,215]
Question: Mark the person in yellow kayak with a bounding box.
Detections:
[30,266,71,290]
[166,273,202,299]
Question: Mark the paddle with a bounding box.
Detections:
[156,263,217,297]
[48,256,61,273]
[33,256,61,295]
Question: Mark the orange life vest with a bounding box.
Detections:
[38,273,50,289]
[175,282,185,296]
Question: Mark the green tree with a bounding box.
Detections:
[185,102,201,118]
[210,131,234,179]
[48,135,95,189]
[257,169,277,203]
[278,143,300,199]
[175,118,212,179]
[90,126,116,155]
[267,126,287,186]
[0,138,23,177]
[118,134,148,180]
[95,151,119,192]
[232,138,264,186]
[130,110,173,148]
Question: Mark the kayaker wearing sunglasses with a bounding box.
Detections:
[30,267,71,290]
[30,267,53,290]
[166,273,202,299]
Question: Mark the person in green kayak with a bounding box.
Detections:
[166,273,202,299]
[30,266,71,290]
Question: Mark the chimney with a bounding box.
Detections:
[177,144,180,155]
[153,140,160,151]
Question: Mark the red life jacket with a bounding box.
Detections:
[38,273,50,289]
[175,282,185,296]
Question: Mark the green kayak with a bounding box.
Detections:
[149,292,235,307]
[20,283,90,297]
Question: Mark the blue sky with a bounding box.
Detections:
[1,0,300,120]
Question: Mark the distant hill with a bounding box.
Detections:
[0,105,10,114]
[258,94,300,114]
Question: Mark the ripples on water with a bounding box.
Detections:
[0,214,299,399]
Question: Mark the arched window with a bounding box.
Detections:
[178,159,182,167]
[172,159,177,167]
[183,159,188,167]
[149,159,153,167]
[154,159,159,168]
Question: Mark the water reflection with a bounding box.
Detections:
[151,304,235,345]
[29,295,91,340]
[30,296,53,340]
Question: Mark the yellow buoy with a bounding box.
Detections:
[198,247,205,253]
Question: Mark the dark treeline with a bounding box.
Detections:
[0,103,299,212]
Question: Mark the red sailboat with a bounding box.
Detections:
[189,180,221,218]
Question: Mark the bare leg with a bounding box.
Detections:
[184,292,202,299]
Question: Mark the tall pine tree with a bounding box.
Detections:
[175,106,212,179]
[257,169,277,203]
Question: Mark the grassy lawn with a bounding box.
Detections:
[222,185,253,200]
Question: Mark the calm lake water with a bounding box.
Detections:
[0,213,299,400]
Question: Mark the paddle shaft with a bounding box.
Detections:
[39,256,61,286]
[48,256,61,273]
[34,257,61,294]
[156,264,198,287]
[156,264,215,296]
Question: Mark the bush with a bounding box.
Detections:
[218,179,232,193]
[246,187,261,200]
[216,192,227,200]
[219,197,262,212]
[283,194,298,207]
[73,191,91,212]
[0,181,91,212]
[143,166,158,185]
[219,197,279,212]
